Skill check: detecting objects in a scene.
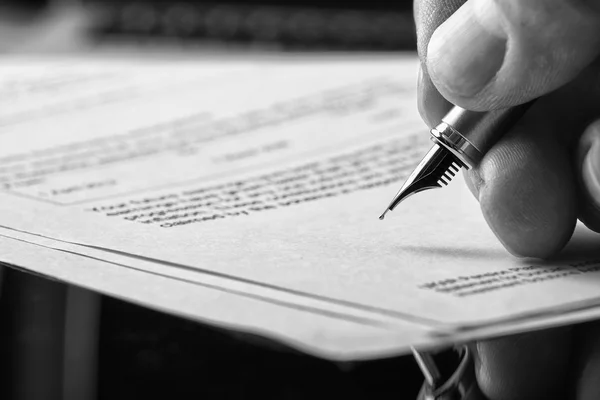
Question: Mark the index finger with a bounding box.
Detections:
[413,0,462,127]
[419,0,600,110]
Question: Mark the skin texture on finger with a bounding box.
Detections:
[464,102,579,258]
[413,0,465,63]
[426,0,600,110]
[423,33,600,258]
[472,327,573,400]
[459,53,600,257]
[417,65,453,128]
[414,0,464,126]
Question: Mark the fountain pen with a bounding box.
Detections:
[379,101,534,219]
[382,103,536,398]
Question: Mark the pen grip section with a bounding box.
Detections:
[442,101,534,155]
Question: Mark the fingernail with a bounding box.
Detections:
[427,5,507,98]
[582,138,600,208]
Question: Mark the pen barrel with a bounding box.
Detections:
[431,101,534,168]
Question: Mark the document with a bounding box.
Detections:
[0,225,414,329]
[0,234,435,361]
[1,55,600,357]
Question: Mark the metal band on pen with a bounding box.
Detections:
[430,122,482,170]
[379,102,536,217]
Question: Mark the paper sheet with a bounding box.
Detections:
[7,225,600,359]
[0,234,433,361]
[0,225,418,328]
[1,55,600,334]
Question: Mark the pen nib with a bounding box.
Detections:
[379,143,462,218]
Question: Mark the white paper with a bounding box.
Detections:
[0,225,418,329]
[8,226,600,358]
[0,234,434,360]
[1,55,599,333]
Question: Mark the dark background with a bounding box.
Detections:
[82,0,416,51]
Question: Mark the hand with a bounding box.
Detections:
[415,0,600,398]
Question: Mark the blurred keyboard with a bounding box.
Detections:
[82,1,416,51]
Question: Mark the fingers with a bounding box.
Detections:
[413,0,466,61]
[414,0,463,125]
[417,65,453,128]
[425,0,600,110]
[415,0,600,257]
[576,120,600,232]
[463,102,579,258]
[473,327,573,400]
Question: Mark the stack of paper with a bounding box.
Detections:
[0,54,599,361]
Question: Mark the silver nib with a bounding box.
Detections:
[379,143,462,219]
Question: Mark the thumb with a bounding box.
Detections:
[426,0,600,110]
